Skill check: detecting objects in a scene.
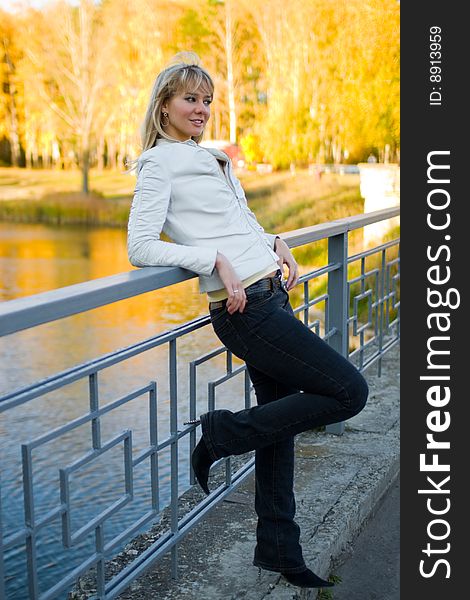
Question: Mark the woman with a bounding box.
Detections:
[127,53,368,589]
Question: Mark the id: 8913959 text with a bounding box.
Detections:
[429,26,442,106]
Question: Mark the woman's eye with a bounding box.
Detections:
[185,96,212,105]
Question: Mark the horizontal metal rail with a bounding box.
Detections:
[0,207,399,337]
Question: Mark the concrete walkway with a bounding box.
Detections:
[71,344,399,600]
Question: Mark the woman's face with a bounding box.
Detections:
[162,89,212,141]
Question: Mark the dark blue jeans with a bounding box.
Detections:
[202,272,368,574]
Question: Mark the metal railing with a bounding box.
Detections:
[0,207,400,599]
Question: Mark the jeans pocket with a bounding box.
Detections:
[245,288,274,309]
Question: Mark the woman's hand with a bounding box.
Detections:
[274,237,300,290]
[215,252,247,314]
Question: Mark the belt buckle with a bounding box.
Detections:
[279,276,288,292]
[210,300,224,309]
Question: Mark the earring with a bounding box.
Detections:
[161,112,169,127]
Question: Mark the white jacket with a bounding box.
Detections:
[127,137,279,293]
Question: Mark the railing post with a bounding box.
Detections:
[326,232,349,435]
[169,339,179,579]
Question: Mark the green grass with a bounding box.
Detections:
[0,167,137,226]
[0,167,362,231]
[317,574,342,598]
[245,171,363,232]
[0,167,135,200]
[0,191,132,227]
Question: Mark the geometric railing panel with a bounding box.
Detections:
[60,430,133,547]
[352,288,374,336]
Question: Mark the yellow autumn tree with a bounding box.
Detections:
[0,0,399,174]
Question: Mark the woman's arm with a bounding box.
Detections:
[215,251,247,314]
[127,157,217,276]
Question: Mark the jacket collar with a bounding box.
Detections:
[201,146,229,163]
[156,137,229,163]
[157,136,196,146]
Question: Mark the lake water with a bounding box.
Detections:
[0,222,248,599]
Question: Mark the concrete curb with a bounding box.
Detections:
[300,447,400,600]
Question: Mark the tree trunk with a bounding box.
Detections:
[8,107,21,167]
[107,138,117,169]
[52,141,61,169]
[384,143,390,164]
[42,144,51,168]
[332,138,341,164]
[25,138,32,169]
[225,2,237,144]
[116,149,125,170]
[31,141,39,168]
[3,40,21,167]
[96,135,105,170]
[81,147,90,194]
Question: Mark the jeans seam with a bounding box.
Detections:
[271,379,286,571]
[242,320,353,408]
[272,441,284,570]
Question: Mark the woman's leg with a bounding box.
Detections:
[199,283,368,579]
[246,363,305,573]
[202,286,368,461]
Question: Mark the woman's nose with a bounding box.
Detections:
[195,101,209,114]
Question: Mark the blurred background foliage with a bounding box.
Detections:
[0,0,399,178]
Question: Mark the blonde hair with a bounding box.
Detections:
[126,52,214,172]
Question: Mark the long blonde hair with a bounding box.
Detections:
[126,52,214,171]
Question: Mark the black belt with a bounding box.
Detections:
[209,271,283,310]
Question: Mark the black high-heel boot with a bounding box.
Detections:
[281,568,334,588]
[191,436,214,495]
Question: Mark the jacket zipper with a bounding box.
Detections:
[213,152,275,258]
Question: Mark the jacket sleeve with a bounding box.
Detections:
[227,161,278,250]
[127,157,218,276]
